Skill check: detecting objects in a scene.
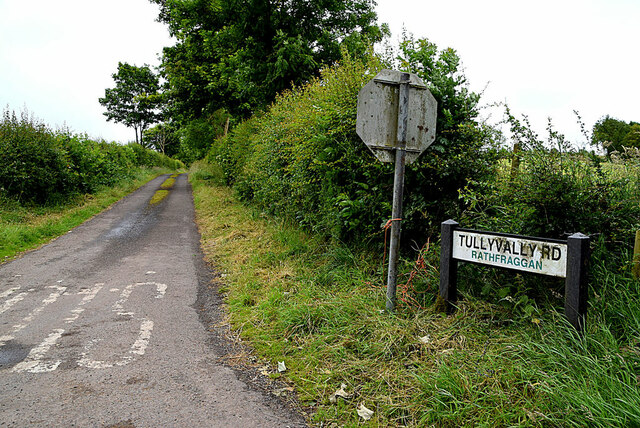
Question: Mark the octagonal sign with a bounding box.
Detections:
[356,70,437,164]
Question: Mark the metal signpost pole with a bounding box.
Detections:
[386,73,411,312]
[356,69,437,313]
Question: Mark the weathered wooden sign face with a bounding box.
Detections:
[356,69,437,164]
[452,230,568,277]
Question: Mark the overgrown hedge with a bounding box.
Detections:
[204,42,640,301]
[460,113,640,277]
[208,45,498,245]
[0,109,183,204]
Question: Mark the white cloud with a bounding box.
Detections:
[376,0,640,145]
[0,0,172,142]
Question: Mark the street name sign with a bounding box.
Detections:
[452,230,568,277]
[440,220,590,333]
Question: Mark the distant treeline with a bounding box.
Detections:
[0,109,183,204]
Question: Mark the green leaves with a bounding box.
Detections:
[153,0,384,121]
[0,108,182,204]
[591,115,640,156]
[99,62,163,145]
[207,40,497,245]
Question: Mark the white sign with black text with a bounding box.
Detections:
[452,230,568,278]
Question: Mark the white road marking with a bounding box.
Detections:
[63,308,85,324]
[77,282,165,369]
[0,286,21,299]
[155,283,167,298]
[0,292,28,314]
[0,286,66,347]
[63,283,103,324]
[6,282,165,372]
[8,283,104,373]
[12,329,64,373]
[131,319,154,355]
[77,318,154,369]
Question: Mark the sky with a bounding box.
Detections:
[0,0,172,143]
[377,0,640,147]
[1,0,638,146]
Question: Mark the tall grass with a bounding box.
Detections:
[190,162,640,427]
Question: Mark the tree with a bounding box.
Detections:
[621,123,640,150]
[591,115,640,155]
[143,122,179,156]
[99,62,163,145]
[391,36,498,237]
[150,0,385,122]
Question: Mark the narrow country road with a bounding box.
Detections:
[0,174,305,427]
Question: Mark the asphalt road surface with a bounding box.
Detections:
[0,174,306,427]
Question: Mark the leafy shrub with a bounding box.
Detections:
[0,110,69,203]
[461,112,640,254]
[0,108,183,204]
[207,42,499,246]
[458,111,640,303]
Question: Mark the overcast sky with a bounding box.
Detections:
[1,0,638,147]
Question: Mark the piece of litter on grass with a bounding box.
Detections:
[357,403,374,421]
[259,365,271,376]
[273,386,295,397]
[329,383,351,403]
[277,361,287,372]
[419,335,431,344]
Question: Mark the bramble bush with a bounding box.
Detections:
[0,109,183,204]
[460,111,640,266]
[455,109,640,316]
[207,40,499,246]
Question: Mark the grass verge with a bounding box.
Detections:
[190,165,640,427]
[0,167,175,261]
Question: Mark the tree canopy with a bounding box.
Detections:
[591,115,640,155]
[99,62,163,145]
[150,0,385,122]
